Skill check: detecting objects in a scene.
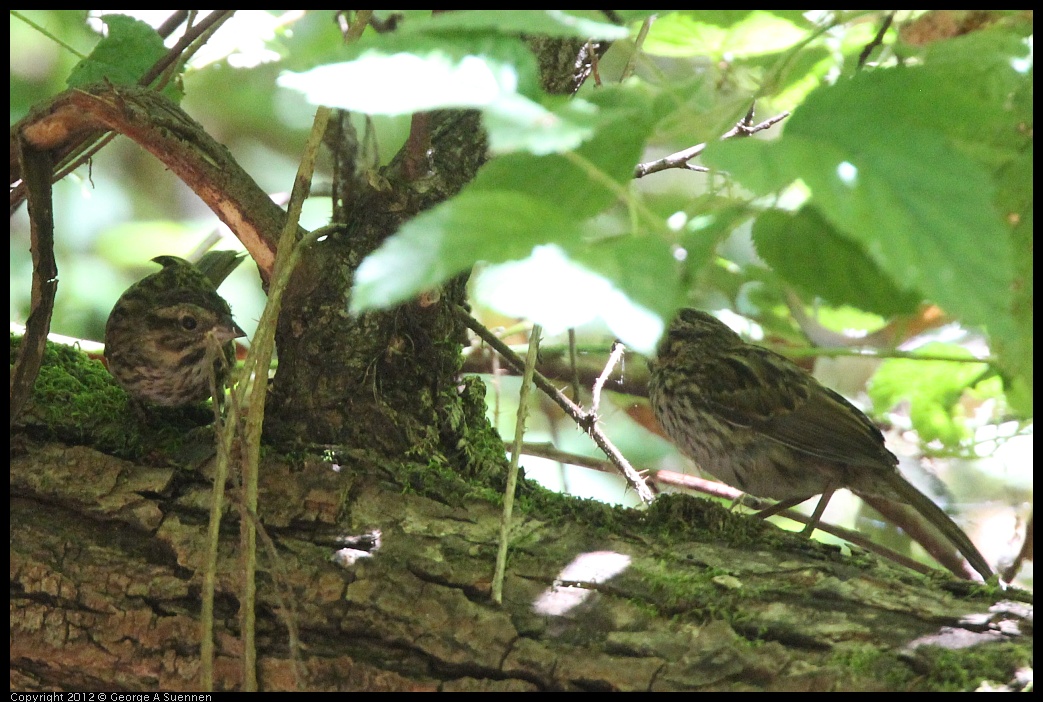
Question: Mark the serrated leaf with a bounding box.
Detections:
[66,14,182,100]
[703,68,1016,338]
[399,10,632,40]
[472,243,664,353]
[752,208,921,315]
[351,191,582,311]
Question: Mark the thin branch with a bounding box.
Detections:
[494,324,542,604]
[634,142,710,178]
[634,107,791,179]
[857,11,895,71]
[9,11,234,214]
[590,341,626,419]
[403,112,432,181]
[620,15,655,81]
[512,442,939,577]
[241,105,330,688]
[139,10,235,88]
[457,306,656,504]
[10,136,57,426]
[14,84,285,277]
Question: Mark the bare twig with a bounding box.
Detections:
[634,106,790,178]
[139,10,234,88]
[857,11,895,71]
[590,341,626,419]
[457,307,656,504]
[620,15,655,81]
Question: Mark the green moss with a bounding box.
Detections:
[442,375,509,481]
[913,643,1031,691]
[830,646,915,689]
[830,641,1032,691]
[11,335,224,459]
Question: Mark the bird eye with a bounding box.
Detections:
[180,315,198,331]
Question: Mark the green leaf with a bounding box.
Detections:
[641,11,808,58]
[869,344,989,447]
[703,68,1016,337]
[66,14,182,100]
[472,243,664,353]
[752,208,921,315]
[700,137,795,193]
[280,36,641,156]
[278,46,529,114]
[566,234,684,324]
[476,84,656,212]
[351,191,583,311]
[918,29,1033,171]
[351,83,659,314]
[484,94,601,156]
[398,10,632,40]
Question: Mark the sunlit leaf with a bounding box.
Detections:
[869,344,989,447]
[641,11,808,58]
[351,191,582,310]
[400,10,632,40]
[473,244,664,352]
[279,50,522,114]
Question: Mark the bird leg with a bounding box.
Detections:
[753,486,838,536]
[754,496,808,520]
[801,487,836,536]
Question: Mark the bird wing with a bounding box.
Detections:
[699,345,897,470]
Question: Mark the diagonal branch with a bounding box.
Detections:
[456,306,656,504]
[634,105,790,178]
[13,84,286,278]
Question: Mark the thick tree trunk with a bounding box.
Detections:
[10,429,1030,691]
[267,110,487,452]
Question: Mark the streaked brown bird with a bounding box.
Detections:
[648,308,992,581]
[104,251,246,407]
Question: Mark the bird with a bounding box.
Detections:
[104,251,246,407]
[648,308,992,581]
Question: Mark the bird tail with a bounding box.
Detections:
[857,476,992,581]
[195,249,246,288]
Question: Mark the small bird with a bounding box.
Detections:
[649,308,992,581]
[104,251,246,407]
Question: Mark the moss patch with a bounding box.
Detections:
[12,335,224,459]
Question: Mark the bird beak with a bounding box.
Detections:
[214,318,247,343]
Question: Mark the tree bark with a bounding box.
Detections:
[10,426,1031,691]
